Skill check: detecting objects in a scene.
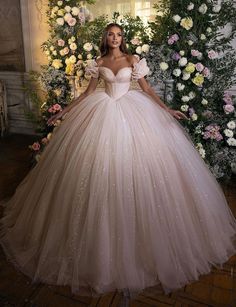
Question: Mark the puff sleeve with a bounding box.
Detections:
[131,58,150,80]
[85,59,99,78]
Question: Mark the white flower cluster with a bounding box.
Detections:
[224,121,236,146]
[196,143,206,158]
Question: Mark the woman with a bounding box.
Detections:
[1,23,236,300]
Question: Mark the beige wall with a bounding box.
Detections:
[21,0,49,72]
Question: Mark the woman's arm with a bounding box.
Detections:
[138,77,188,120]
[47,76,98,126]
[129,55,188,120]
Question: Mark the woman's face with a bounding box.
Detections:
[106,26,123,49]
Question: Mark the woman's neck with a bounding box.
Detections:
[108,48,123,60]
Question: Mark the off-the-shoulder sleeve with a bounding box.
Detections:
[85,59,99,78]
[131,58,150,80]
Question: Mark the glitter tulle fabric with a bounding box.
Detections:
[0,58,236,297]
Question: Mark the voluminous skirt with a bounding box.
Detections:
[0,89,236,297]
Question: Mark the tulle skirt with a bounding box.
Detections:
[1,89,236,297]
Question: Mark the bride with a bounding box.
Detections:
[1,23,236,300]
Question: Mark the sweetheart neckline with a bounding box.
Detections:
[99,66,133,77]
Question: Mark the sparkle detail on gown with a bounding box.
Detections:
[0,58,236,297]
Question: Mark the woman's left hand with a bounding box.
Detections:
[167,109,189,120]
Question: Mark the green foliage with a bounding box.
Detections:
[148,0,236,180]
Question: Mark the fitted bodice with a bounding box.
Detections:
[85,57,150,100]
[99,66,132,100]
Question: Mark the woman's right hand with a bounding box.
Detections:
[47,111,64,126]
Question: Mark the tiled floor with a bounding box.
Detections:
[0,134,236,307]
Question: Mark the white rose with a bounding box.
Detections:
[178,57,188,67]
[206,27,212,33]
[173,68,181,77]
[49,46,54,51]
[177,83,185,91]
[72,7,80,16]
[200,34,206,40]
[57,9,64,16]
[135,46,142,54]
[227,121,236,130]
[199,148,206,158]
[199,4,208,14]
[197,52,203,60]
[57,1,63,6]
[87,53,93,59]
[141,44,150,53]
[213,5,221,13]
[70,43,77,50]
[224,129,234,138]
[180,104,189,112]
[52,59,63,69]
[56,17,64,26]
[173,15,181,22]
[201,98,208,105]
[227,138,236,146]
[159,62,169,71]
[64,13,72,21]
[179,50,185,56]
[188,40,193,46]
[189,91,196,99]
[78,54,83,59]
[187,3,194,10]
[52,50,57,56]
[182,73,191,80]
[59,49,65,56]
[65,6,71,12]
[181,96,190,102]
[52,6,59,12]
[45,50,50,55]
[69,55,77,63]
[196,143,203,149]
[83,42,93,52]
[191,113,198,121]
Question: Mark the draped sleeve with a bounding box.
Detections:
[131,58,150,80]
[85,59,99,78]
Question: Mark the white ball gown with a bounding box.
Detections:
[0,58,236,298]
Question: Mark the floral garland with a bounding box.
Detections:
[29,2,151,163]
[147,0,236,179]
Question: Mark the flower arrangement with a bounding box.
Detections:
[148,0,236,180]
[28,2,151,163]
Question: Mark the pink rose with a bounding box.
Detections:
[67,18,76,26]
[172,34,179,41]
[53,103,62,111]
[195,62,204,72]
[63,47,69,55]
[223,93,233,104]
[223,104,234,114]
[168,37,175,45]
[208,50,218,59]
[131,38,141,45]
[31,142,40,151]
[57,39,65,47]
[48,106,55,113]
[191,49,200,57]
[202,67,210,77]
[168,34,179,45]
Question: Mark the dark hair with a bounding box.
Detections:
[99,23,129,57]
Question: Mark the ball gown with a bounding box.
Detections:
[0,58,236,298]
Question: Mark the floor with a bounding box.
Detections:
[0,134,236,307]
